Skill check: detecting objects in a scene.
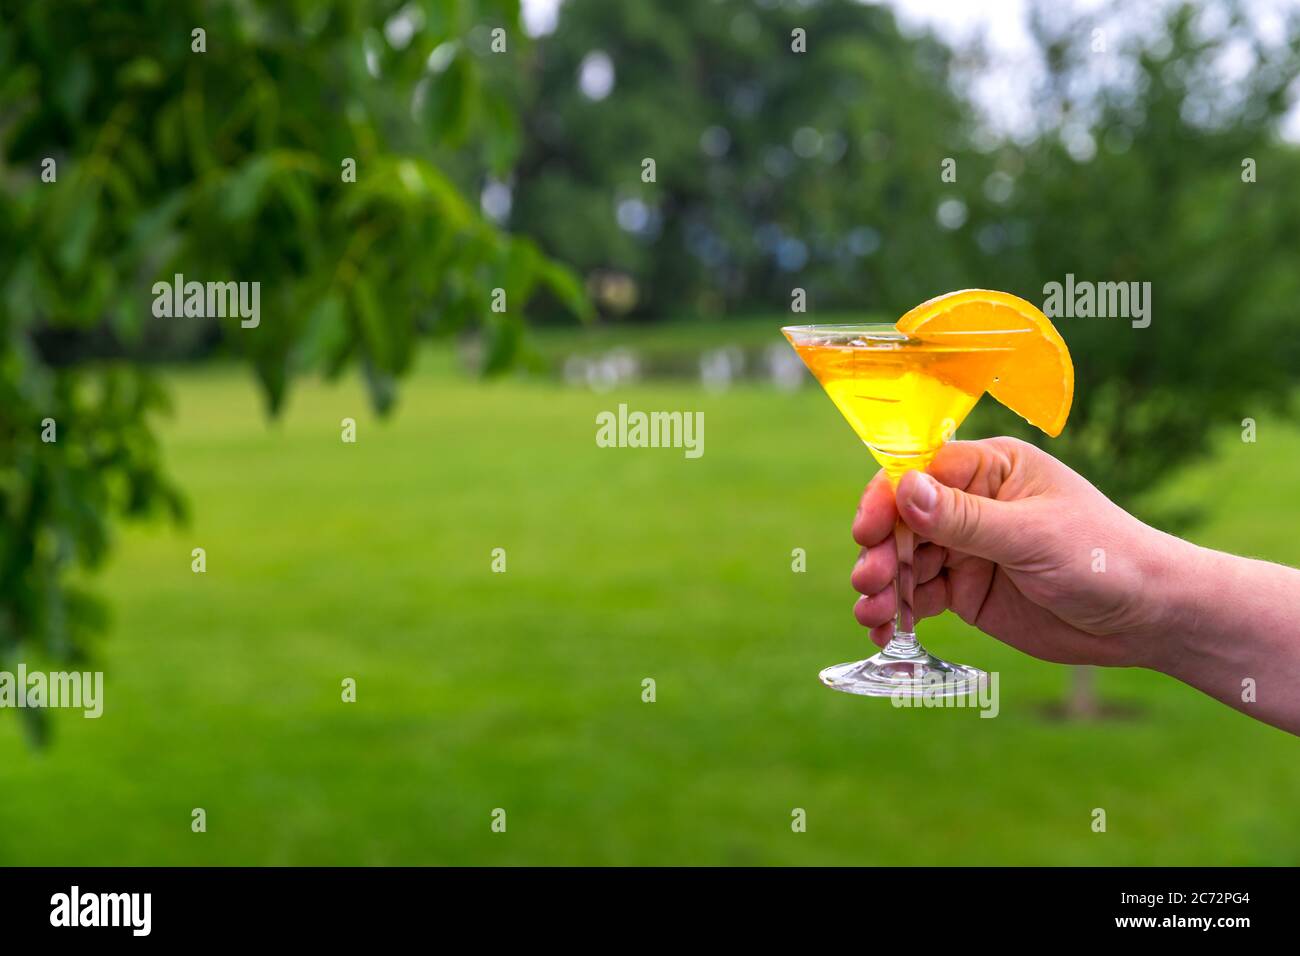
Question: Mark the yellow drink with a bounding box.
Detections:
[790,336,1009,482]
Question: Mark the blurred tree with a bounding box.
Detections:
[964,1,1300,513]
[0,0,585,742]
[953,0,1300,715]
[509,0,972,319]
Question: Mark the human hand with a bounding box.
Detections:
[850,437,1185,669]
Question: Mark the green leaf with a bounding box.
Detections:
[423,51,476,145]
[481,312,522,375]
[117,56,163,89]
[503,237,540,304]
[297,294,350,371]
[482,94,520,175]
[536,259,593,322]
[220,155,277,223]
[351,277,391,370]
[55,193,98,273]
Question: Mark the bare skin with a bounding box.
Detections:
[850,437,1300,736]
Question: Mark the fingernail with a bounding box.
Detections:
[911,473,938,513]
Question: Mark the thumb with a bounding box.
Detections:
[895,470,1024,565]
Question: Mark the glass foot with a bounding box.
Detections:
[819,651,985,698]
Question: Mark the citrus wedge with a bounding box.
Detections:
[894,288,1073,436]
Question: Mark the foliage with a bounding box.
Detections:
[510,0,969,319]
[956,1,1300,523]
[0,0,586,737]
[513,0,1300,523]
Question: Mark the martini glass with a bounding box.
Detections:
[782,323,1025,697]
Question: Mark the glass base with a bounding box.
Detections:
[819,650,985,698]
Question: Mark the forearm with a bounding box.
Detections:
[1153,535,1300,735]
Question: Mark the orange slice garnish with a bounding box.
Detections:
[895,288,1073,436]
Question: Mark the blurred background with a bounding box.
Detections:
[2,0,1299,864]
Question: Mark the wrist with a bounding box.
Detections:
[1139,531,1227,678]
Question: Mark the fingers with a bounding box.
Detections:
[850,542,895,596]
[895,469,1028,566]
[945,557,998,625]
[926,439,1012,498]
[853,589,895,629]
[911,575,950,619]
[851,542,943,596]
[929,436,1079,502]
[914,543,946,584]
[853,545,950,630]
[852,470,897,548]
[854,576,949,633]
[865,577,949,647]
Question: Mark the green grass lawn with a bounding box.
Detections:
[1,351,1298,865]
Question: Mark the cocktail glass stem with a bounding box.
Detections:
[882,519,924,660]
